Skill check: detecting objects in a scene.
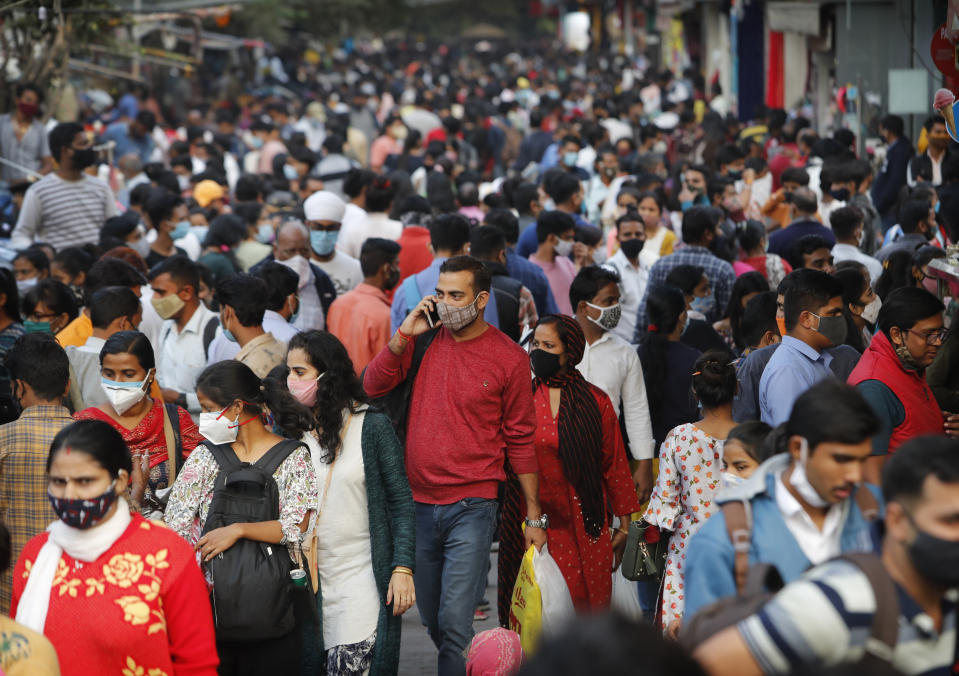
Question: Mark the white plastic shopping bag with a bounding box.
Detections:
[530,544,575,636]
[610,570,644,622]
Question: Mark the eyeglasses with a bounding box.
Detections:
[903,328,949,346]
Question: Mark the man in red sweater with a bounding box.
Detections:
[365,255,546,676]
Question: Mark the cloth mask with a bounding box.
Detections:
[151,293,185,320]
[727,169,743,180]
[170,221,191,240]
[48,481,119,530]
[16,277,37,295]
[287,372,326,408]
[17,102,38,118]
[530,348,562,379]
[830,188,851,202]
[789,437,831,508]
[23,320,51,334]
[199,407,241,445]
[586,302,621,331]
[906,512,959,588]
[310,230,339,256]
[777,316,787,337]
[436,294,482,332]
[860,296,882,325]
[603,166,617,180]
[619,238,645,259]
[690,294,716,318]
[894,339,924,372]
[129,236,151,259]
[279,255,311,290]
[554,238,574,258]
[591,247,607,265]
[71,147,97,169]
[101,371,152,415]
[811,312,848,347]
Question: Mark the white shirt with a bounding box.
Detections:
[66,336,107,411]
[603,249,649,345]
[138,287,164,352]
[775,469,847,565]
[156,303,219,413]
[313,250,363,295]
[336,212,402,260]
[577,331,655,460]
[337,203,367,256]
[831,243,883,286]
[263,309,299,344]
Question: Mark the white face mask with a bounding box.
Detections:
[199,405,240,446]
[860,296,882,325]
[129,235,151,259]
[586,301,622,331]
[101,370,152,416]
[788,438,830,508]
[722,471,745,488]
[278,254,311,290]
[554,238,574,257]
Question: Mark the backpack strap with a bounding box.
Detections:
[722,500,753,595]
[203,317,220,361]
[836,552,900,667]
[163,403,184,476]
[855,484,881,521]
[255,439,306,477]
[206,442,243,472]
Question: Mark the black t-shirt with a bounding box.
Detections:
[145,246,186,269]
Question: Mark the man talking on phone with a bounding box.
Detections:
[365,255,545,676]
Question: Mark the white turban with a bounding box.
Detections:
[303,190,346,223]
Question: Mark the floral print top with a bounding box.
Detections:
[163,442,318,550]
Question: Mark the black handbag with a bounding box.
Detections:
[620,519,669,582]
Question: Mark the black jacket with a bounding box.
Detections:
[871,138,916,216]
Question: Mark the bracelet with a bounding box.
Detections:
[396,328,412,343]
[393,566,413,576]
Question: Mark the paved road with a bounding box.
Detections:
[397,553,499,674]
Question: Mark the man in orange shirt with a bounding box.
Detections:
[327,238,401,372]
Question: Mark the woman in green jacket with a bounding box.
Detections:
[281,330,415,676]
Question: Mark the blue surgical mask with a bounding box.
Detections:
[310,229,339,256]
[170,220,191,240]
[563,151,579,167]
[224,328,238,343]
[935,201,941,214]
[250,136,264,150]
[690,294,716,318]
[256,223,274,244]
[283,164,299,181]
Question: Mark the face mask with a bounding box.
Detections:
[923,276,939,295]
[894,337,924,371]
[722,472,745,488]
[620,238,644,259]
[586,302,621,331]
[256,223,274,244]
[288,296,300,325]
[48,481,119,530]
[151,293,185,320]
[170,220,191,240]
[905,511,959,588]
[283,164,299,181]
[392,125,408,141]
[811,312,848,347]
[830,188,851,202]
[777,316,787,337]
[860,296,881,325]
[101,371,151,415]
[603,166,617,179]
[177,174,190,192]
[530,348,563,380]
[287,372,325,407]
[250,136,265,150]
[562,151,579,167]
[223,327,238,343]
[652,141,668,154]
[310,230,339,256]
[199,406,241,445]
[436,294,482,332]
[129,236,151,259]
[280,255,311,288]
[935,200,941,214]
[690,294,716,318]
[385,267,401,290]
[17,102,38,118]
[554,238,574,258]
[23,319,51,334]
[16,277,37,294]
[788,437,830,508]
[727,169,743,180]
[71,147,97,169]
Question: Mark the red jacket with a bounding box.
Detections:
[848,331,944,452]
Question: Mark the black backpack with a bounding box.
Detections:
[201,439,304,642]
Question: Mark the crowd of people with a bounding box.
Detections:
[0,38,957,676]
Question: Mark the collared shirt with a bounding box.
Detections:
[832,243,883,285]
[336,211,402,259]
[65,335,107,411]
[0,404,73,612]
[759,336,836,426]
[328,282,392,373]
[505,250,560,318]
[738,558,957,675]
[262,310,299,344]
[11,173,117,251]
[577,331,656,460]
[603,249,649,345]
[156,303,219,413]
[775,469,846,565]
[875,233,930,263]
[0,114,50,182]
[102,121,155,164]
[235,332,287,379]
[528,254,577,316]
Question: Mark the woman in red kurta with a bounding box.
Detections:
[11,419,217,676]
[498,315,640,623]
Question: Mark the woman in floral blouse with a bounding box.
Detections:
[644,350,738,635]
[164,360,317,676]
[12,419,218,676]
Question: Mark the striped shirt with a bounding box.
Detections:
[739,559,957,675]
[10,172,117,250]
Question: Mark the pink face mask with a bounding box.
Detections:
[287,373,325,407]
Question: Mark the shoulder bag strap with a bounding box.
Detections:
[855,484,881,522]
[66,360,84,413]
[722,500,752,595]
[163,403,184,476]
[838,552,900,666]
[161,403,176,476]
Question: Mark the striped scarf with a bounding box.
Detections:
[532,315,606,537]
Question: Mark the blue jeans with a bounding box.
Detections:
[415,498,498,676]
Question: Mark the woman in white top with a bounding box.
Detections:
[285,330,415,676]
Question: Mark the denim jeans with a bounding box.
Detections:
[415,498,498,676]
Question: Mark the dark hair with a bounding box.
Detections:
[196,360,312,440]
[48,122,84,162]
[735,220,766,253]
[100,211,142,252]
[21,279,78,324]
[782,268,843,332]
[899,200,932,234]
[13,248,50,276]
[232,201,264,228]
[665,265,706,296]
[536,211,576,244]
[834,266,870,311]
[145,187,184,229]
[706,176,734,204]
[359,238,401,277]
[53,246,98,283]
[470,227,507,262]
[780,166,810,187]
[640,285,688,420]
[681,206,719,245]
[343,168,377,199]
[882,436,959,505]
[216,274,268,327]
[0,269,18,321]
[99,330,155,372]
[89,287,140,330]
[690,349,737,409]
[6,333,68,400]
[545,172,581,206]
[204,214,246,253]
[875,250,915,301]
[716,143,745,168]
[785,380,878,452]
[726,421,774,464]
[253,262,299,312]
[287,331,370,462]
[725,272,769,352]
[876,287,944,339]
[569,266,621,313]
[129,183,153,210]
[15,81,42,102]
[429,213,471,253]
[149,254,199,294]
[234,175,264,202]
[86,257,147,307]
[512,183,540,217]
[484,209,520,244]
[879,114,905,138]
[438,255,492,295]
[787,234,832,271]
[741,291,780,350]
[829,206,864,241]
[365,175,396,213]
[47,420,132,479]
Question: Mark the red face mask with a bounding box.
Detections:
[17,102,38,118]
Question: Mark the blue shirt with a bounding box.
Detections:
[759,336,836,425]
[766,219,837,258]
[506,251,559,317]
[390,258,500,333]
[102,121,154,165]
[516,212,594,259]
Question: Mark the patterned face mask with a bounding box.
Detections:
[48,481,119,530]
[436,294,482,332]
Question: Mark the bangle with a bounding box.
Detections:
[396,328,412,343]
[617,528,629,535]
[393,566,413,576]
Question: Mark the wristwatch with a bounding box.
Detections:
[524,514,549,530]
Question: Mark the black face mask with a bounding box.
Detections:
[619,238,645,259]
[906,510,959,588]
[385,267,400,290]
[830,188,851,202]
[530,349,562,380]
[71,147,97,169]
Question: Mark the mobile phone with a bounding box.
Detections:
[426,304,441,328]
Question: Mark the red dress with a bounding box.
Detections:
[498,384,640,621]
[12,514,218,676]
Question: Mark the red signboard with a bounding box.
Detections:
[932,23,959,79]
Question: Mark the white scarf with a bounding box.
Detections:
[16,497,132,633]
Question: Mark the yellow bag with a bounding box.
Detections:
[508,545,543,655]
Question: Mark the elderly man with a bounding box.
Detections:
[250,220,336,331]
[304,190,362,294]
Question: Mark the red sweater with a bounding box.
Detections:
[364,325,537,504]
